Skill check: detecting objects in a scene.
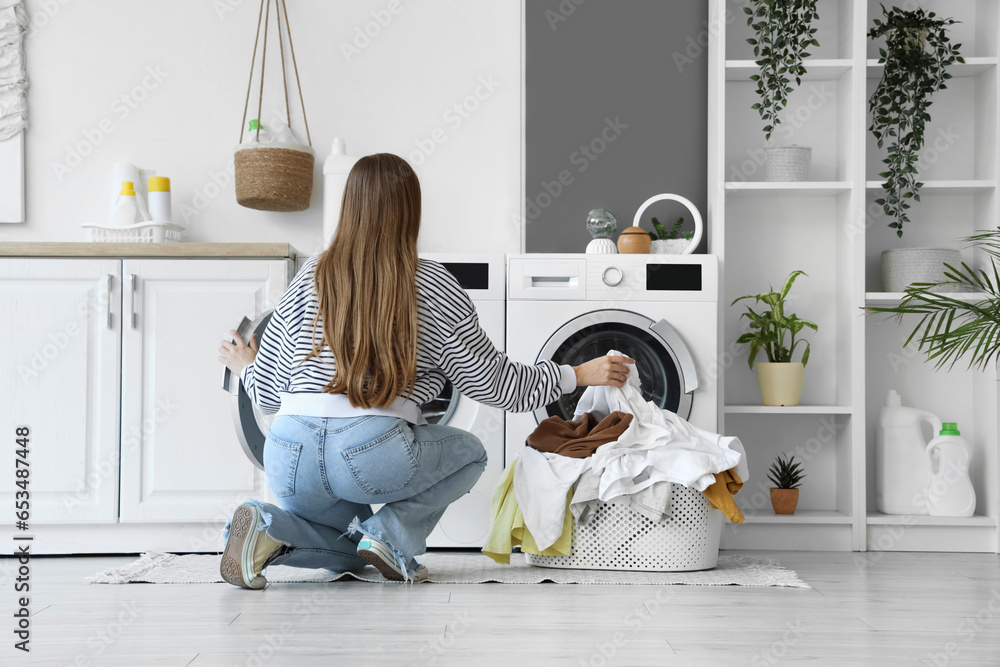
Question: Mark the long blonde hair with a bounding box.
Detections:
[310,153,421,408]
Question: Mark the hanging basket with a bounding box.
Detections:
[234,0,315,212]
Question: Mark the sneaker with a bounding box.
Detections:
[357,536,428,583]
[220,502,286,590]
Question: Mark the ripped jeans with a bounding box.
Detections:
[228,414,488,578]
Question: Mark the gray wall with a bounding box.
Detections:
[525,0,709,253]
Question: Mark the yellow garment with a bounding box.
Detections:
[482,459,573,564]
[702,467,745,523]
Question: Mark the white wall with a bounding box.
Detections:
[4,0,521,255]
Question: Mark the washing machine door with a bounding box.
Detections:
[534,309,699,424]
[224,313,463,470]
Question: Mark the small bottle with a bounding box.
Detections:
[147,176,171,222]
[111,181,141,226]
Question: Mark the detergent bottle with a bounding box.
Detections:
[925,422,976,517]
[876,390,942,514]
[322,137,359,247]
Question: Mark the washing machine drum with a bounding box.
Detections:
[224,312,460,470]
[535,309,699,425]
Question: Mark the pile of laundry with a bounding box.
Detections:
[483,351,749,564]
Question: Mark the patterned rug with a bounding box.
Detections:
[89,551,809,587]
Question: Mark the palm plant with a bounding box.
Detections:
[732,270,818,368]
[865,228,1000,371]
[767,454,805,489]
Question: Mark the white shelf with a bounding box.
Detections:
[725,405,853,415]
[866,512,997,527]
[867,57,998,79]
[865,292,991,306]
[865,180,996,195]
[742,509,853,524]
[726,58,852,81]
[725,181,852,196]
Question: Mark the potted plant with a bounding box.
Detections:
[744,0,820,181]
[868,5,963,238]
[865,228,1000,372]
[647,216,695,254]
[768,454,805,515]
[732,270,818,406]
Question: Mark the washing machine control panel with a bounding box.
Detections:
[601,266,623,287]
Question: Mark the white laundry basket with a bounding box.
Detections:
[525,483,722,572]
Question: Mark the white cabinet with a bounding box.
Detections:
[0,254,292,552]
[0,259,122,523]
[119,259,288,522]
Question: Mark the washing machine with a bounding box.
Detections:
[505,253,719,462]
[223,253,506,548]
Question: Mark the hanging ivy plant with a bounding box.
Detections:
[745,0,821,142]
[869,5,963,237]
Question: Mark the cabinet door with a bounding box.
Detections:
[119,259,290,522]
[0,259,121,523]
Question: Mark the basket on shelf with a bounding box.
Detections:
[881,247,969,293]
[763,146,812,182]
[525,483,723,572]
[82,222,184,243]
[234,0,314,212]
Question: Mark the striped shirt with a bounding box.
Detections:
[241,253,576,422]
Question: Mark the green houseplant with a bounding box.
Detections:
[865,228,1000,372]
[768,454,806,515]
[744,0,821,142]
[868,5,963,237]
[732,270,818,406]
[647,216,694,255]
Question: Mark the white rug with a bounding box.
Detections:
[89,551,809,587]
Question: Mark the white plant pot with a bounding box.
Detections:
[586,238,618,254]
[881,248,966,293]
[650,238,693,254]
[763,146,812,182]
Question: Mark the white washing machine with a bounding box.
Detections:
[224,253,506,549]
[505,253,719,462]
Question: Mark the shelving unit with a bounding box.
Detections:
[710,0,999,552]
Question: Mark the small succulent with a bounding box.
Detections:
[648,216,693,241]
[767,454,805,489]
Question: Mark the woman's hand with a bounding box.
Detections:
[573,355,636,388]
[219,330,258,375]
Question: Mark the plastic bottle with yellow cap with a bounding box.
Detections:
[111,181,141,226]
[147,176,171,223]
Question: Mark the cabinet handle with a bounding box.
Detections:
[129,274,137,329]
[106,274,114,329]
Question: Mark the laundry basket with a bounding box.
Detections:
[525,483,722,572]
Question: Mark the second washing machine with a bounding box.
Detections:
[224,253,506,548]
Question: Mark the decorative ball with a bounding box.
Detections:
[617,226,651,254]
[586,209,617,239]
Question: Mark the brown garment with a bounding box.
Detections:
[702,468,745,523]
[526,412,633,459]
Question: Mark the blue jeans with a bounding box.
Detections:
[234,414,487,578]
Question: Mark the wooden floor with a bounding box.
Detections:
[1,550,998,666]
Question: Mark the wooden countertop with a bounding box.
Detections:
[0,243,297,259]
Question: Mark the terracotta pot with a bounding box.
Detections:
[770,488,799,515]
[756,362,804,407]
[617,226,652,254]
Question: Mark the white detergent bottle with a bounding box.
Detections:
[876,390,942,514]
[322,137,359,247]
[925,422,976,517]
[111,181,142,226]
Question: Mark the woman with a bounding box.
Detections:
[218,153,633,587]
